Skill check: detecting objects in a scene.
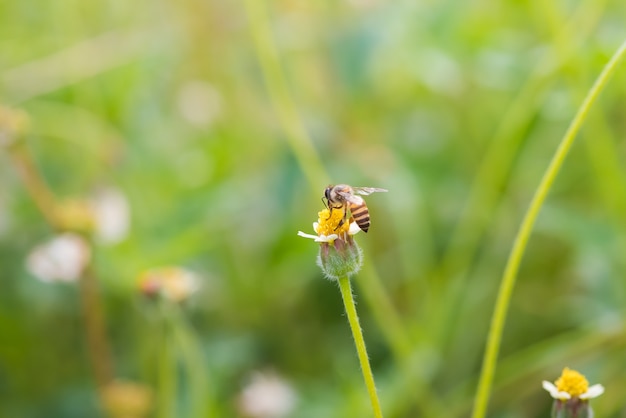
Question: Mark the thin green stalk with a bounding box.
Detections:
[433,0,608,348]
[158,301,178,418]
[338,275,383,418]
[359,263,412,360]
[244,0,329,189]
[439,0,606,280]
[471,38,626,418]
[170,303,214,418]
[9,142,60,229]
[79,266,114,389]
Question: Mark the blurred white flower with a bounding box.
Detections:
[26,233,91,283]
[238,371,297,418]
[176,80,222,127]
[91,187,130,244]
[138,266,200,303]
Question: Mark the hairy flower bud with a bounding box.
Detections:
[317,236,363,280]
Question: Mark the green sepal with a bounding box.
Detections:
[317,238,363,280]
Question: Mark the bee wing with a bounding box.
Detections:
[336,189,365,205]
[352,187,388,196]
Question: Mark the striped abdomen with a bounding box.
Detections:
[350,202,371,233]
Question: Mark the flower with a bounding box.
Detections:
[25,233,91,283]
[542,367,604,400]
[297,207,361,243]
[543,367,604,418]
[298,208,363,280]
[138,266,200,303]
[237,371,297,418]
[55,187,130,244]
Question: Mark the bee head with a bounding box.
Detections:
[324,185,333,202]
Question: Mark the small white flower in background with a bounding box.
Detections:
[138,266,200,303]
[238,371,297,418]
[91,187,130,244]
[26,233,91,283]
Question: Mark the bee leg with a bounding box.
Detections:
[325,205,333,220]
[334,213,350,231]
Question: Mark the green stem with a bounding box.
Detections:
[471,38,626,418]
[8,141,60,230]
[359,264,412,361]
[158,301,178,418]
[338,275,383,418]
[78,265,114,389]
[170,303,214,418]
[244,0,329,189]
[439,0,605,282]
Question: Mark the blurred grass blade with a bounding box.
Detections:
[471,38,626,418]
[244,0,329,189]
[2,30,149,104]
[439,0,608,278]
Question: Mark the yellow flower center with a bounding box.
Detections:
[555,368,589,397]
[316,208,350,237]
[56,198,96,233]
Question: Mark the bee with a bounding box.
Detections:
[323,184,388,233]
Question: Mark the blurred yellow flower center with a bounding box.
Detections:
[56,198,96,233]
[316,208,350,236]
[555,368,589,396]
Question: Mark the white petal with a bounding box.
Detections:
[315,234,337,243]
[580,384,604,399]
[348,221,361,235]
[313,222,319,233]
[542,381,571,400]
[26,234,91,283]
[542,381,558,395]
[297,231,318,240]
[92,188,130,244]
[238,371,297,418]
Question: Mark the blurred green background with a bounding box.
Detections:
[2,0,626,417]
